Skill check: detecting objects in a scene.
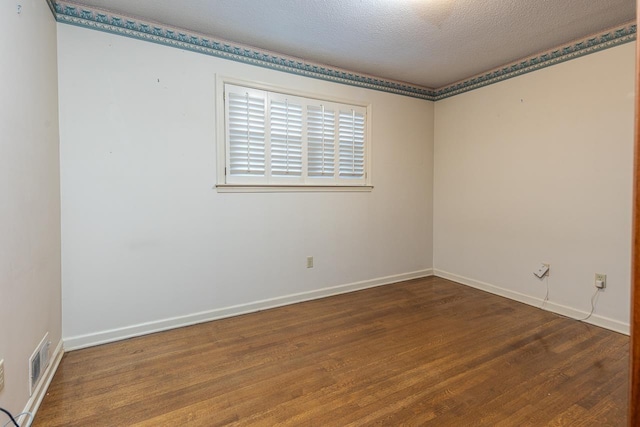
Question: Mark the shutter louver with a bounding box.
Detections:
[227,89,266,176]
[307,105,335,177]
[338,110,365,179]
[270,99,303,177]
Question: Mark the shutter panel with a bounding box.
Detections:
[338,109,365,179]
[226,86,266,177]
[270,99,303,177]
[307,105,335,177]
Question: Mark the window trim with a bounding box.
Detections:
[215,75,373,192]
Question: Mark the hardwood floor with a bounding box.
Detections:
[35,277,628,426]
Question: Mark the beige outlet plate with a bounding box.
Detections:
[0,359,5,392]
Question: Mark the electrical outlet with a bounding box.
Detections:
[0,359,5,392]
[534,263,550,279]
[595,273,607,290]
[306,256,314,268]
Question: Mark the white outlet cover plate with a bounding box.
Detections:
[0,358,4,392]
[534,264,549,278]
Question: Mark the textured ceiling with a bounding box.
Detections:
[67,0,635,89]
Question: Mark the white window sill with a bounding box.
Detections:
[215,184,374,193]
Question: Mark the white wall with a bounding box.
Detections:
[434,43,635,332]
[0,0,62,417]
[57,25,434,348]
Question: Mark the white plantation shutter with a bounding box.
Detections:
[225,85,266,181]
[338,109,366,180]
[222,83,369,187]
[270,98,303,178]
[307,105,335,178]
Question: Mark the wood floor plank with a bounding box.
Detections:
[34,277,628,426]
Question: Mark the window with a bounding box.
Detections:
[219,82,370,190]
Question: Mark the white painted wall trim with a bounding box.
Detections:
[434,269,629,335]
[64,269,433,351]
[22,339,64,426]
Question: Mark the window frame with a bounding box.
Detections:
[215,76,373,192]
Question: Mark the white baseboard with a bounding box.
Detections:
[64,269,434,351]
[434,269,629,335]
[22,339,64,426]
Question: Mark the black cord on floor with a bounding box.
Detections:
[0,408,19,427]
